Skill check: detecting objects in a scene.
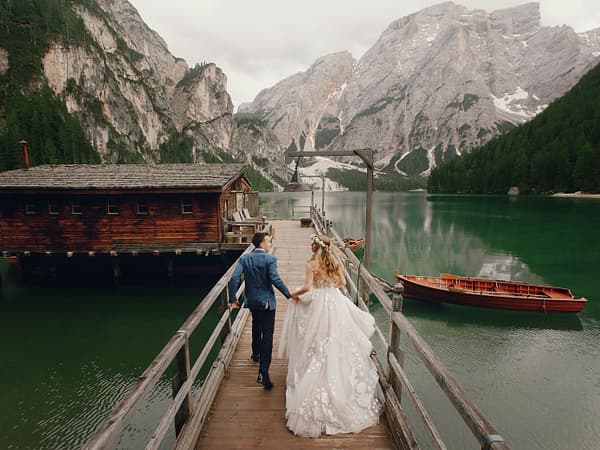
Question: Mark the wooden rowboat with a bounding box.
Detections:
[343,237,365,253]
[395,273,587,313]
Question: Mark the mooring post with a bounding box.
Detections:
[388,282,404,398]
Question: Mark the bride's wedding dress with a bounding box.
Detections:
[279,278,384,438]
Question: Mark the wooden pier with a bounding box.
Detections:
[83,210,509,450]
[196,220,392,449]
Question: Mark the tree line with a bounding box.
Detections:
[0,0,100,170]
[327,168,426,191]
[428,62,600,194]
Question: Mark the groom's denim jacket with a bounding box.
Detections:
[228,249,291,311]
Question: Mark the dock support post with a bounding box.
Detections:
[17,254,30,284]
[172,332,192,437]
[111,255,121,285]
[388,282,404,398]
[167,256,174,282]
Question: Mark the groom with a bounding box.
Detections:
[228,232,293,389]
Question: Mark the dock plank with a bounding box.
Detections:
[195,220,393,449]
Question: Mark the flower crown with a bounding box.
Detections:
[311,234,331,253]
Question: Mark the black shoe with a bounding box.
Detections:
[257,372,273,390]
[251,354,259,364]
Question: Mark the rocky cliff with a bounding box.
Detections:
[41,0,233,162]
[240,2,600,176]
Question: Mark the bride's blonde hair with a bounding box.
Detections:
[310,235,344,284]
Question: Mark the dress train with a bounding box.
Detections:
[279,285,384,437]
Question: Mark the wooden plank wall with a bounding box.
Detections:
[0,193,221,252]
[196,220,393,449]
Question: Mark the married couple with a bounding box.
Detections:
[228,231,383,438]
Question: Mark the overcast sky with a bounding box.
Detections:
[128,0,600,110]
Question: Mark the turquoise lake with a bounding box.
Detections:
[1,191,599,449]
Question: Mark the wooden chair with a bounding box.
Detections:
[224,210,271,244]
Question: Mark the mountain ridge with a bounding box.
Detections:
[239,1,600,178]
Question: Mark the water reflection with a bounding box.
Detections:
[402,299,583,331]
[261,192,544,286]
[261,191,600,450]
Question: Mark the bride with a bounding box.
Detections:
[279,234,384,438]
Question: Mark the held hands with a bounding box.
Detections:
[229,300,240,310]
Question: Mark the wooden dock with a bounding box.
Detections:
[196,220,393,449]
[83,211,509,450]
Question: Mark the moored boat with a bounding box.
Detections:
[395,273,587,313]
[343,237,365,253]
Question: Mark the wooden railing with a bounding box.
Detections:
[311,207,509,450]
[82,246,253,450]
[83,209,508,450]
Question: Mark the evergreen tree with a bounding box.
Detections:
[428,61,600,194]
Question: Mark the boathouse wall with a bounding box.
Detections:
[0,192,223,253]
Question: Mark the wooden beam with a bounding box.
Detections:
[294,150,374,269]
[82,333,186,450]
[391,312,509,449]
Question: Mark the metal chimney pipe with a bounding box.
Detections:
[19,140,29,169]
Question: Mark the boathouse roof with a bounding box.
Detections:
[0,163,248,192]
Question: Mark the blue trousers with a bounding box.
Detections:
[250,308,275,375]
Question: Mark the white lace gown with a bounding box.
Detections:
[278,279,384,438]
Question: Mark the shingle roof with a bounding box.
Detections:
[0,164,247,190]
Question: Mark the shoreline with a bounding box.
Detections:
[551,192,600,199]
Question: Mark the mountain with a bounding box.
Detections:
[427,59,600,194]
[0,0,233,166]
[239,51,355,153]
[239,2,600,177]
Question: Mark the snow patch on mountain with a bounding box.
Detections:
[490,87,547,123]
[292,156,367,191]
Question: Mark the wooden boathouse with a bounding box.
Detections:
[82,209,509,450]
[0,163,268,279]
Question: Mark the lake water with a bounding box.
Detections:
[0,268,223,449]
[1,191,598,449]
[260,191,600,450]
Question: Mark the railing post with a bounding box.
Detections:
[358,276,370,310]
[172,332,193,437]
[388,282,404,398]
[220,289,232,344]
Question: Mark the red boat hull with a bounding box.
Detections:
[397,275,587,313]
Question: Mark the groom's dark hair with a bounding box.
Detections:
[252,232,269,248]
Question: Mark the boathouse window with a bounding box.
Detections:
[107,199,119,215]
[136,200,148,215]
[181,198,193,214]
[25,201,37,215]
[71,200,82,215]
[48,200,60,215]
